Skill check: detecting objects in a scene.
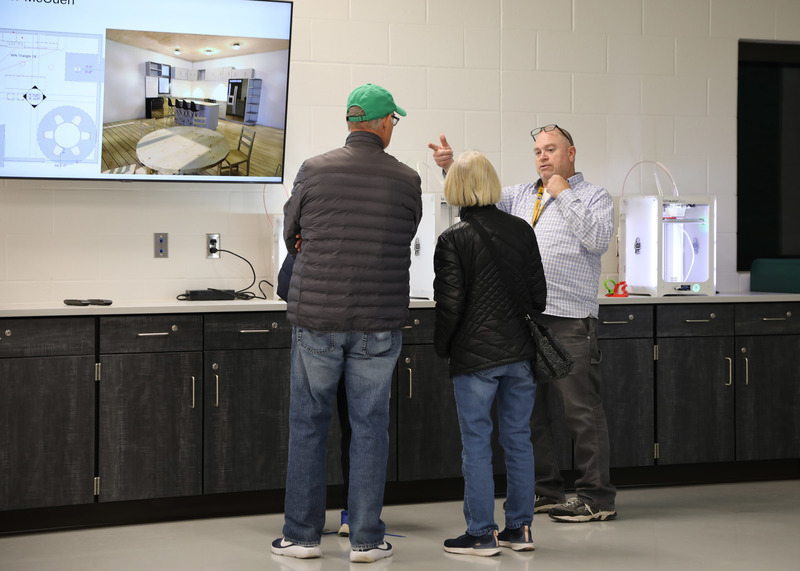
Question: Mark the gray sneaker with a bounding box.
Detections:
[534,495,560,513]
[549,497,617,522]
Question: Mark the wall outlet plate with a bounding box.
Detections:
[154,233,168,258]
[207,233,220,259]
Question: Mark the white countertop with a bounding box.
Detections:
[0,298,436,318]
[1,293,799,318]
[598,292,800,305]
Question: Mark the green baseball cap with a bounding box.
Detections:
[346,83,406,122]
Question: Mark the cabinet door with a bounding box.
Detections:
[735,335,800,461]
[656,337,735,464]
[204,348,291,493]
[599,338,655,467]
[0,356,95,510]
[98,352,202,502]
[396,345,462,480]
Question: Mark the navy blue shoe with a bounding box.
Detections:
[443,530,501,557]
[498,525,534,551]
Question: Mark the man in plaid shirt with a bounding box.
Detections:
[429,125,617,522]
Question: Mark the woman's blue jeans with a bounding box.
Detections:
[453,360,536,536]
[282,327,401,550]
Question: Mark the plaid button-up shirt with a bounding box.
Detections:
[498,172,614,319]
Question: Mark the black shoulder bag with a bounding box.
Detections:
[465,217,575,382]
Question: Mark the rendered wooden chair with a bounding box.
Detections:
[219,126,256,176]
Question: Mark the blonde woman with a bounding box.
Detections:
[434,151,547,556]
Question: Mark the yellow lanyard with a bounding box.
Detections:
[531,184,545,226]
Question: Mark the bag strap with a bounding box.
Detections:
[464,216,539,328]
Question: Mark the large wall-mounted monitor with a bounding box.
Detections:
[1,0,292,184]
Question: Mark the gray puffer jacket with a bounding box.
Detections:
[283,130,423,332]
[433,205,547,376]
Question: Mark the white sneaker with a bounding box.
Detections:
[350,541,393,563]
[271,537,321,559]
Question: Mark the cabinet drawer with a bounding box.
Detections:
[204,312,291,349]
[735,302,800,335]
[0,317,95,358]
[401,309,434,345]
[597,305,654,339]
[99,314,202,353]
[656,304,734,337]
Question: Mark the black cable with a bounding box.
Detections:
[211,247,274,300]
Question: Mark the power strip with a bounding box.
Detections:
[183,289,236,300]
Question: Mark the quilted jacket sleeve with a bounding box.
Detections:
[433,226,465,359]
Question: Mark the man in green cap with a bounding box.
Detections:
[272,84,422,563]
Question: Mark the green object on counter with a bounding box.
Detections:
[750,259,800,293]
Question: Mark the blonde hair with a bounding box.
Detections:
[443,151,501,207]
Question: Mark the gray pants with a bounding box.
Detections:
[532,315,617,510]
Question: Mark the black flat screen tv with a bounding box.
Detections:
[2,0,292,184]
[737,41,800,270]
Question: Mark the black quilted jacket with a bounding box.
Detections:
[433,205,547,376]
[283,131,422,332]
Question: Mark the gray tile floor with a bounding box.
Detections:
[1,479,799,570]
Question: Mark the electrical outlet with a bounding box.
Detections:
[154,233,168,258]
[207,233,220,259]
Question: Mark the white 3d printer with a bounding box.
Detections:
[618,164,717,296]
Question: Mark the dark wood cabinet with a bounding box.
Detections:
[734,303,800,461]
[203,312,293,494]
[396,343,462,480]
[598,305,655,468]
[203,348,291,493]
[396,310,462,481]
[655,304,736,465]
[98,315,203,502]
[2,300,798,530]
[655,302,800,465]
[0,318,95,511]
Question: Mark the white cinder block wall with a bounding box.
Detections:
[3,0,800,304]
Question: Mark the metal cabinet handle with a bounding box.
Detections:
[136,325,178,337]
[744,357,749,386]
[601,314,634,325]
[239,329,271,334]
[407,368,413,399]
[191,376,196,409]
[685,313,716,324]
[215,374,220,407]
[724,357,732,386]
[761,317,787,321]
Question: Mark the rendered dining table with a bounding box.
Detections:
[136,126,229,175]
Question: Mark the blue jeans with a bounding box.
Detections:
[453,360,536,536]
[282,327,401,550]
